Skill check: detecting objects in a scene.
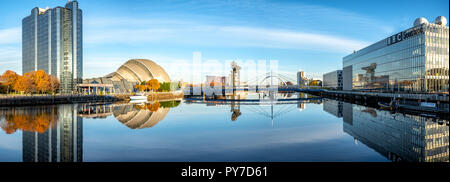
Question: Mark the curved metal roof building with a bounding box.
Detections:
[109,59,171,83]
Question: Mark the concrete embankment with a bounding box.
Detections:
[304,90,449,114]
[0,94,131,107]
[147,92,184,101]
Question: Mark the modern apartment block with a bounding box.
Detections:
[22,0,82,93]
[297,70,305,87]
[323,70,343,90]
[343,16,449,93]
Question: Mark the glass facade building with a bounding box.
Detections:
[22,1,82,93]
[323,70,342,90]
[343,18,449,93]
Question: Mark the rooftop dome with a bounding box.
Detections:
[109,59,171,83]
[435,16,447,26]
[414,17,429,27]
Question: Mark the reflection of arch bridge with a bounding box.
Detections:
[246,72,297,87]
[184,98,323,124]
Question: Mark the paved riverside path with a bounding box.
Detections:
[0,94,129,107]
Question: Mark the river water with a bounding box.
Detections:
[0,94,448,162]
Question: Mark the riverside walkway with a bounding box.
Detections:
[0,94,130,107]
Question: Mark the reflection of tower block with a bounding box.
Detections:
[231,61,241,90]
[230,102,241,121]
[362,63,377,87]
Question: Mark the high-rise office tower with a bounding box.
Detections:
[22,0,82,93]
[297,70,305,87]
[343,16,449,93]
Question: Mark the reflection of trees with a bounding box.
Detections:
[132,101,181,112]
[159,100,181,108]
[230,101,241,121]
[361,108,377,118]
[133,102,161,111]
[0,107,58,134]
[146,102,160,111]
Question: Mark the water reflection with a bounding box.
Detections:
[323,98,449,162]
[114,103,169,129]
[0,105,82,162]
[0,98,447,162]
[186,92,321,123]
[78,100,180,129]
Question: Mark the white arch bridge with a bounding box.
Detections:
[183,72,322,96]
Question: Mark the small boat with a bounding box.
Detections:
[129,93,147,100]
[129,99,148,103]
[378,102,392,110]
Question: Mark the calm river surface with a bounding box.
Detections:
[0,95,448,162]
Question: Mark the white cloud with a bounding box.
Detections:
[0,27,22,74]
[0,46,21,74]
[0,27,21,44]
[84,18,369,53]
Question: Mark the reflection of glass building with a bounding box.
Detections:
[323,99,343,118]
[22,1,83,93]
[23,104,83,162]
[343,104,449,162]
[343,17,449,93]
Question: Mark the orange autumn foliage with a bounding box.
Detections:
[0,70,19,93]
[146,79,160,92]
[132,102,160,112]
[14,72,35,93]
[1,110,57,134]
[34,70,50,93]
[146,101,160,112]
[12,70,59,94]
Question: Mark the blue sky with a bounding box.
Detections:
[0,0,448,81]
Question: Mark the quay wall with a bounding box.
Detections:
[0,94,130,107]
[147,92,184,101]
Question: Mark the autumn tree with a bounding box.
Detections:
[146,79,160,92]
[0,70,19,94]
[14,72,34,94]
[48,75,60,93]
[134,84,146,92]
[34,70,50,93]
[12,70,59,94]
